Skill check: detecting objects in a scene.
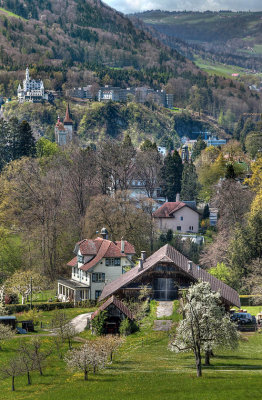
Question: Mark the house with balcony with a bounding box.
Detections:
[57,229,135,302]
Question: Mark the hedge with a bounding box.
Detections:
[5,300,96,314]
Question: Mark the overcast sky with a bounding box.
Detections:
[103,0,262,14]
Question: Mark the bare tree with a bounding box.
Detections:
[51,309,76,350]
[0,357,23,391]
[135,149,163,198]
[18,341,36,385]
[29,338,51,376]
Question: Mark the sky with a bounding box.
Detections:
[103,0,262,14]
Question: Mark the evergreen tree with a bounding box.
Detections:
[180,161,198,201]
[191,136,207,161]
[140,139,158,152]
[233,115,245,140]
[17,120,36,158]
[161,151,183,201]
[225,163,236,179]
[202,204,210,220]
[239,118,255,147]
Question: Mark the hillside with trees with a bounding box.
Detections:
[131,11,262,71]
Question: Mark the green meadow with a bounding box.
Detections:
[0,304,262,400]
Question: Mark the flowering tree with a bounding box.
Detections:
[99,335,124,362]
[0,324,15,350]
[169,281,238,377]
[65,341,108,381]
[5,270,45,304]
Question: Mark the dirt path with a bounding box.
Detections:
[156,301,173,318]
[70,312,93,333]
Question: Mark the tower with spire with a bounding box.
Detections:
[55,104,73,146]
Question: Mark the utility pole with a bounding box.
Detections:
[30,276,33,310]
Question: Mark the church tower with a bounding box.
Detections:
[55,104,73,146]
[63,104,73,142]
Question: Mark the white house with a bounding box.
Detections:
[17,68,45,103]
[57,228,135,302]
[153,201,199,233]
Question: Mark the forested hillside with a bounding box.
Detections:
[132,11,262,70]
[3,100,217,145]
[0,0,191,71]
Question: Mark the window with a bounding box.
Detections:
[95,290,102,300]
[105,258,121,266]
[92,273,105,283]
[177,226,181,231]
[78,254,84,263]
[180,216,183,221]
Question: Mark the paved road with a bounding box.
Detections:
[70,312,93,333]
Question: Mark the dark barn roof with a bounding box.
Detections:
[99,244,240,308]
[91,296,134,320]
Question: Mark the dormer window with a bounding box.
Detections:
[78,254,84,263]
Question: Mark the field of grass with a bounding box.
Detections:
[194,57,246,78]
[0,7,25,19]
[1,301,262,399]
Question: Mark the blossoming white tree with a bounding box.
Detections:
[169,281,238,377]
[65,341,108,381]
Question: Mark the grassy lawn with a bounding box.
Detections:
[194,57,246,78]
[1,328,262,399]
[1,302,262,399]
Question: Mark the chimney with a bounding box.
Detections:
[138,258,143,271]
[121,237,125,253]
[187,260,193,272]
[176,193,180,202]
[101,227,108,240]
[141,251,146,261]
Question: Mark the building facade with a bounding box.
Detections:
[153,202,199,233]
[99,244,240,309]
[17,68,46,103]
[57,229,135,302]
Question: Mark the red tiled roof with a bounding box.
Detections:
[99,244,240,308]
[153,202,190,218]
[68,237,135,272]
[67,256,77,267]
[91,296,133,320]
[79,240,100,255]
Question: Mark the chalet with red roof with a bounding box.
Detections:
[153,200,199,233]
[57,228,135,302]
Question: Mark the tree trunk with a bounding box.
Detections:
[205,350,211,366]
[39,364,43,376]
[84,369,88,381]
[12,376,15,391]
[110,351,113,362]
[195,349,202,377]
[27,371,31,385]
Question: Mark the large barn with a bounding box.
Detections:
[99,244,240,309]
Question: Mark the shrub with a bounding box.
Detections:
[91,311,107,336]
[119,318,138,336]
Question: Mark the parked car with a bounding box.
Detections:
[231,312,253,325]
